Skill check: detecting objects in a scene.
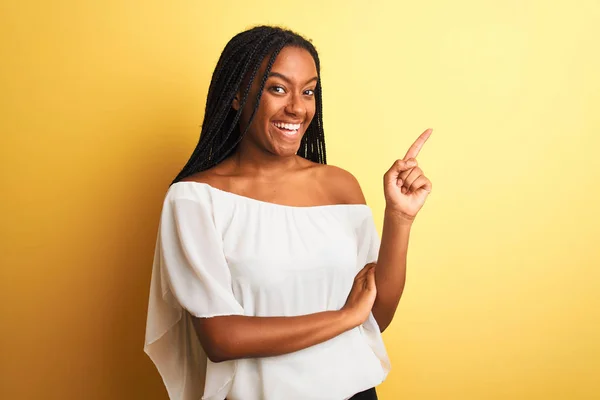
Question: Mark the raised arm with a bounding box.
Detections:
[326,129,433,332]
[374,129,433,331]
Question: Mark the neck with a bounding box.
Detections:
[229,142,300,180]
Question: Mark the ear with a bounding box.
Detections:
[231,92,241,111]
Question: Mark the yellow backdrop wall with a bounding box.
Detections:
[1,1,599,399]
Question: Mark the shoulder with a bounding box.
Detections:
[178,163,232,190]
[314,164,367,205]
[167,166,230,204]
[179,168,219,185]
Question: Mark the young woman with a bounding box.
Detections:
[144,25,432,400]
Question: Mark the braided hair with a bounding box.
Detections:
[171,25,326,184]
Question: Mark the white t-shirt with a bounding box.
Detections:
[144,181,391,400]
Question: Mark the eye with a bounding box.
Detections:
[269,86,286,94]
[304,89,315,96]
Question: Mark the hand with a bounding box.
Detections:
[383,128,433,222]
[341,263,377,327]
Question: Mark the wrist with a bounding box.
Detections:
[384,208,415,227]
[337,309,360,330]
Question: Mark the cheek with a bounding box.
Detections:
[306,101,317,121]
[240,102,266,130]
[238,101,254,127]
[252,97,278,124]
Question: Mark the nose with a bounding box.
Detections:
[284,92,306,118]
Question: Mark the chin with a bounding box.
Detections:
[271,145,301,157]
[266,135,304,158]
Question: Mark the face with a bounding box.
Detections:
[233,46,318,158]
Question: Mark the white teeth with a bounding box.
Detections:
[274,122,301,131]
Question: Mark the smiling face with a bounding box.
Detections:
[233,46,318,158]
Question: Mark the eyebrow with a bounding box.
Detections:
[268,72,318,85]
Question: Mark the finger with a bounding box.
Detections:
[356,264,373,279]
[366,267,376,291]
[398,159,418,182]
[355,269,369,281]
[384,159,418,183]
[362,268,373,290]
[409,175,432,194]
[402,167,423,191]
[403,128,432,160]
[361,266,376,288]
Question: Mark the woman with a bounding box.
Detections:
[144,25,432,400]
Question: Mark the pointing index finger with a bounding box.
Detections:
[403,128,433,160]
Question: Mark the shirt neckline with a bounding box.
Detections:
[172,181,372,210]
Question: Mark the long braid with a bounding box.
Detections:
[214,41,287,164]
[172,26,327,184]
[207,32,279,130]
[210,36,285,161]
[173,29,278,178]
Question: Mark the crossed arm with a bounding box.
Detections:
[192,172,412,363]
[192,129,432,362]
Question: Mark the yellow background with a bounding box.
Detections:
[1,1,599,399]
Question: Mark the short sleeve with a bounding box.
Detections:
[144,189,244,400]
[356,210,381,267]
[355,210,392,376]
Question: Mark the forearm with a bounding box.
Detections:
[193,309,357,362]
[372,208,413,332]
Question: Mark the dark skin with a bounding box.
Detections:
[191,46,356,208]
[182,46,432,362]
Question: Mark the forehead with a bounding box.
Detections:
[264,46,317,79]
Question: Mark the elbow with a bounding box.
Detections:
[203,335,237,363]
[372,306,393,333]
[376,316,391,333]
[193,317,238,363]
[204,326,247,363]
[205,348,229,363]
